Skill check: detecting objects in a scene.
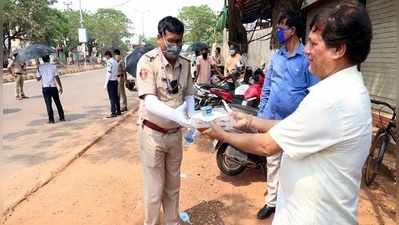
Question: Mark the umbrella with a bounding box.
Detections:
[125,45,154,77]
[15,44,55,63]
[188,42,208,53]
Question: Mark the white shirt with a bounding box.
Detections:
[104,58,118,87]
[269,66,372,225]
[37,63,58,88]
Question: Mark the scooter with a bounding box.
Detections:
[214,103,267,176]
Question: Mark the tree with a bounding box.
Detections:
[177,5,221,46]
[143,37,158,47]
[86,8,132,52]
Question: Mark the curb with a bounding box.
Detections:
[1,106,138,223]
[3,65,105,83]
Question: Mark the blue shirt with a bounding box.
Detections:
[257,44,319,120]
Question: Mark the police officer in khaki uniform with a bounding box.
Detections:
[113,49,128,112]
[136,16,194,225]
[7,53,28,100]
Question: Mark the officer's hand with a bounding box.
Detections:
[59,88,63,95]
[175,102,193,128]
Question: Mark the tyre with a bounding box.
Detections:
[363,133,387,186]
[216,144,246,176]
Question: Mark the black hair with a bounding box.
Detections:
[201,47,209,52]
[104,50,112,57]
[42,55,50,62]
[309,0,372,64]
[158,16,184,36]
[278,9,305,39]
[113,49,121,55]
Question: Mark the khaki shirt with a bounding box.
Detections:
[116,58,126,79]
[136,48,194,129]
[8,60,26,74]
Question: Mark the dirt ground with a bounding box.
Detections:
[2,113,396,225]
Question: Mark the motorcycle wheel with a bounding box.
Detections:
[216,144,246,176]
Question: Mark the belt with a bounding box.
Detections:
[142,119,180,134]
[15,72,23,75]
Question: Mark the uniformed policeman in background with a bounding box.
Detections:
[136,16,194,225]
[7,53,28,100]
[113,49,128,112]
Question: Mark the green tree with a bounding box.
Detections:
[143,37,158,47]
[177,5,221,46]
[86,8,132,52]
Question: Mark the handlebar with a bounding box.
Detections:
[371,99,396,114]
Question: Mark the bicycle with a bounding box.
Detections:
[363,99,397,186]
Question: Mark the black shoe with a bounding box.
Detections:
[105,114,117,118]
[48,120,55,124]
[59,118,65,122]
[116,112,122,116]
[121,107,128,112]
[257,204,275,220]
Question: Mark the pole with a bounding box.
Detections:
[79,0,86,66]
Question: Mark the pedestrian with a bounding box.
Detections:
[256,9,319,220]
[212,47,224,73]
[36,55,65,124]
[224,44,242,76]
[7,53,28,100]
[203,1,372,225]
[136,16,194,225]
[195,47,221,85]
[104,50,121,118]
[113,49,128,112]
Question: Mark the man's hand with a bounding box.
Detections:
[202,122,226,140]
[59,87,63,95]
[230,111,252,130]
[175,102,192,127]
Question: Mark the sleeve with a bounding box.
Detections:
[258,62,273,110]
[54,66,59,76]
[269,96,342,160]
[184,63,194,96]
[136,57,156,99]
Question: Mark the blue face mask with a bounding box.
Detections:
[276,27,288,45]
[163,38,182,59]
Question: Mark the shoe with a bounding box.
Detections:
[256,204,275,220]
[105,114,117,118]
[16,96,23,100]
[22,95,29,98]
[59,118,66,122]
[121,107,128,112]
[116,111,122,116]
[48,120,55,124]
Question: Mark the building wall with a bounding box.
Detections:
[362,0,397,106]
[246,28,273,68]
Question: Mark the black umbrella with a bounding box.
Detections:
[15,44,56,63]
[125,45,154,77]
[188,42,208,53]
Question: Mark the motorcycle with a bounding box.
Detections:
[214,103,267,176]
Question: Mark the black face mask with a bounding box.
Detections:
[202,53,208,59]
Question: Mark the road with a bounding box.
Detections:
[2,113,395,225]
[1,69,138,215]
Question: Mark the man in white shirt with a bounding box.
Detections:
[203,2,373,225]
[104,50,121,118]
[36,55,65,124]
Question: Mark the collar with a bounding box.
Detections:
[158,48,182,69]
[308,65,359,92]
[279,43,305,58]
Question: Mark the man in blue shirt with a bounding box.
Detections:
[256,10,319,220]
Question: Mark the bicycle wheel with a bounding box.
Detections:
[363,133,387,186]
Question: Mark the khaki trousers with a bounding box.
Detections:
[265,152,282,207]
[117,76,127,109]
[139,125,183,225]
[15,74,25,97]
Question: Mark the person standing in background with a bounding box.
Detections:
[113,49,128,112]
[104,50,121,118]
[8,53,28,100]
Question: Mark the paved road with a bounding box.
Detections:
[1,69,137,180]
